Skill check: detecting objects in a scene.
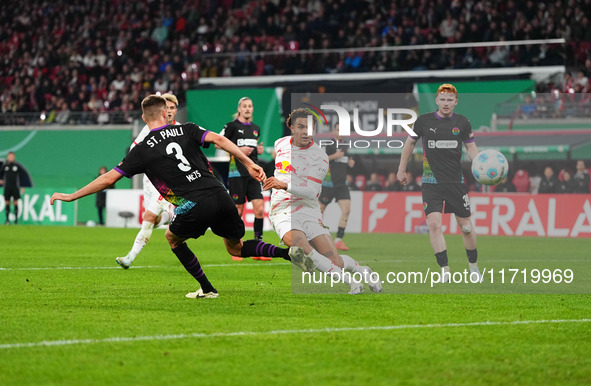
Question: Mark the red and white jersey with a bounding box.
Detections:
[270,136,329,215]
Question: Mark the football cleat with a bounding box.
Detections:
[348,282,365,295]
[334,240,349,251]
[435,269,451,284]
[288,246,315,272]
[360,266,382,293]
[253,256,273,261]
[186,288,219,299]
[231,256,244,261]
[115,255,133,269]
[469,266,483,283]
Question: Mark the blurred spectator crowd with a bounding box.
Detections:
[2,0,591,122]
[347,160,591,194]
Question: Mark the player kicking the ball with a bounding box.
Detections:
[263,109,382,295]
[116,93,179,269]
[51,95,311,299]
[397,83,481,283]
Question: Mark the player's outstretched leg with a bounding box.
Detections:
[165,229,218,299]
[116,210,160,269]
[224,238,314,270]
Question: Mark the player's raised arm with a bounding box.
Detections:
[204,131,265,181]
[50,169,123,205]
[397,136,417,184]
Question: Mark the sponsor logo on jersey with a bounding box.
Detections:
[238,130,244,133]
[452,127,460,135]
[275,160,296,174]
[253,130,258,136]
[430,128,437,133]
[237,138,258,147]
[428,140,458,149]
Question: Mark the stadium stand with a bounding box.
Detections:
[1,0,591,123]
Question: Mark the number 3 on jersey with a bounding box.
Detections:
[166,142,191,172]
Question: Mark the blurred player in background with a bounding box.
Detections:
[397,84,481,282]
[319,123,353,251]
[51,95,308,299]
[220,97,268,261]
[573,160,590,193]
[116,93,179,269]
[263,109,381,295]
[0,152,27,225]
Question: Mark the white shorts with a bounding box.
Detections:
[270,206,330,242]
[143,175,174,216]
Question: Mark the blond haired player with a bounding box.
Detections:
[397,84,481,282]
[263,109,382,295]
[116,93,179,268]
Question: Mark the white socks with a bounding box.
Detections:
[340,254,363,273]
[307,249,351,284]
[128,221,154,261]
[156,211,171,227]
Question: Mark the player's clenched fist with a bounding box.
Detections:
[263,177,287,191]
[397,170,408,185]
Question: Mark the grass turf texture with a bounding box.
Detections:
[1,226,590,385]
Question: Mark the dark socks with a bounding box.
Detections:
[254,217,263,239]
[13,205,17,223]
[241,239,290,260]
[336,227,345,239]
[435,250,448,267]
[171,243,215,293]
[5,205,9,221]
[466,248,478,264]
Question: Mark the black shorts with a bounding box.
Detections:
[422,183,471,218]
[319,185,351,205]
[169,192,245,240]
[228,177,263,205]
[3,187,20,201]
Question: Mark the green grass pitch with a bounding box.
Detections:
[0,225,590,385]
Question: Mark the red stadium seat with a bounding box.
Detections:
[354,175,367,190]
[512,169,530,192]
[377,174,386,187]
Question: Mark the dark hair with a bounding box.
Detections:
[286,108,311,127]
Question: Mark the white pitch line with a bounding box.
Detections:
[0,263,291,271]
[1,318,589,350]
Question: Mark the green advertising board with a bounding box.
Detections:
[1,188,76,225]
[186,88,284,160]
[0,129,133,223]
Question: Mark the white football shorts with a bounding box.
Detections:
[270,206,330,242]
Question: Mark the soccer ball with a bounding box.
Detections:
[471,150,509,185]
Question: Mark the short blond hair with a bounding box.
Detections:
[162,93,178,106]
[436,83,458,96]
